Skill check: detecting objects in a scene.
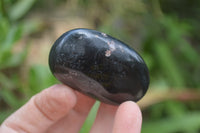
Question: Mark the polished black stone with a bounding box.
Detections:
[49,28,149,105]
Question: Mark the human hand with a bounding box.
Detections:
[0,84,142,133]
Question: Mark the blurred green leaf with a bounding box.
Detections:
[142,112,200,133]
[179,40,199,65]
[80,101,100,133]
[0,73,15,89]
[0,18,10,41]
[0,25,23,68]
[9,0,36,20]
[0,44,28,69]
[0,110,14,123]
[28,65,58,95]
[165,101,187,117]
[0,88,24,108]
[154,41,185,88]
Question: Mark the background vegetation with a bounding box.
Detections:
[0,0,200,132]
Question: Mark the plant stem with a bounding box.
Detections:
[152,0,163,18]
[138,89,200,109]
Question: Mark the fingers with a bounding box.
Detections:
[0,84,142,133]
[90,103,118,133]
[90,101,142,133]
[0,84,77,133]
[46,92,95,133]
[112,101,142,133]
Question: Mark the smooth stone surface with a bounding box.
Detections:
[49,28,149,105]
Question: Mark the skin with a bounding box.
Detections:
[0,84,142,133]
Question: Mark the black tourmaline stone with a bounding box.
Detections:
[49,28,149,105]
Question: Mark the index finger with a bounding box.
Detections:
[0,84,77,133]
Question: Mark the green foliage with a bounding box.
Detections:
[0,0,40,123]
[9,0,36,21]
[142,112,200,133]
[0,15,26,123]
[80,101,100,133]
[143,15,200,88]
[28,65,58,95]
[0,24,27,69]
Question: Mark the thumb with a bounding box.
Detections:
[0,84,77,133]
[112,101,142,133]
